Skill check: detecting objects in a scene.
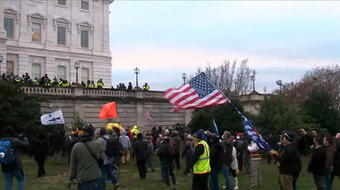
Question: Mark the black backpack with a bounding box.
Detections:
[104,136,121,157]
[223,139,233,165]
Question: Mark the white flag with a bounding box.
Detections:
[41,109,65,125]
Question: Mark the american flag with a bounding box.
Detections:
[164,72,230,111]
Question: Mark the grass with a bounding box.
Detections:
[0,155,340,190]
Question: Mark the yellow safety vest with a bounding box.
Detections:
[193,140,211,174]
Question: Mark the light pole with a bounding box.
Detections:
[134,67,140,87]
[0,54,3,74]
[276,79,282,93]
[74,60,80,84]
[181,72,187,84]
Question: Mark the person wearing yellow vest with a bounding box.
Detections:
[131,125,139,140]
[142,83,150,91]
[192,129,210,190]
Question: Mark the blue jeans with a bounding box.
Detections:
[102,164,118,185]
[325,168,333,190]
[210,169,222,190]
[4,170,25,190]
[222,164,232,190]
[77,178,105,190]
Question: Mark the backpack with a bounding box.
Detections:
[223,140,233,165]
[0,140,16,165]
[104,136,121,158]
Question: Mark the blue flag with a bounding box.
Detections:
[243,116,271,152]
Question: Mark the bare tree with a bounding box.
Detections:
[194,59,255,95]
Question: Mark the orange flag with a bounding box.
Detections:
[99,102,118,119]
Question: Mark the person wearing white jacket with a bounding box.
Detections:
[248,141,262,188]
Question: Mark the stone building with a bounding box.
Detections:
[0,0,113,85]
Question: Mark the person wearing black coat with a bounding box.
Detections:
[29,134,49,177]
[308,135,327,190]
[208,133,224,190]
[332,133,340,182]
[132,133,149,179]
[157,136,176,189]
[182,135,193,175]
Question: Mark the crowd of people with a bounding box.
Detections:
[0,72,151,91]
[1,124,340,190]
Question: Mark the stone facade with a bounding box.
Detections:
[0,0,112,86]
[22,86,192,131]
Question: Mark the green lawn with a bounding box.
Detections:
[0,155,340,190]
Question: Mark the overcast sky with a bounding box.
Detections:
[109,1,340,93]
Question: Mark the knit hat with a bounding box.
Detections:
[193,129,204,139]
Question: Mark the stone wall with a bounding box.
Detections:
[22,86,190,131]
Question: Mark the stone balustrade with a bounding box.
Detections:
[21,86,165,99]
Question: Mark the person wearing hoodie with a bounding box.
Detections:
[69,124,105,190]
[119,131,131,165]
[97,128,120,190]
[208,133,224,190]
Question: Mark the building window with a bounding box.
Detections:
[6,61,14,74]
[81,67,89,83]
[32,22,41,42]
[31,63,41,79]
[57,0,66,5]
[57,26,66,45]
[81,30,89,48]
[4,17,14,39]
[81,0,89,10]
[57,65,66,79]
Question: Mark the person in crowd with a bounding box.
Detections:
[49,128,64,165]
[271,131,302,190]
[143,83,150,91]
[131,125,139,141]
[51,77,59,86]
[97,128,120,190]
[208,133,224,190]
[248,141,262,188]
[127,82,133,91]
[323,134,336,190]
[29,133,48,177]
[145,134,155,172]
[182,134,193,175]
[172,132,181,170]
[97,79,104,88]
[234,133,244,172]
[308,135,327,190]
[1,129,29,190]
[81,81,86,87]
[119,131,131,165]
[191,129,210,190]
[151,127,159,150]
[69,124,105,190]
[157,136,176,189]
[87,80,95,88]
[222,131,239,190]
[33,77,39,85]
[332,133,340,182]
[133,133,149,179]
